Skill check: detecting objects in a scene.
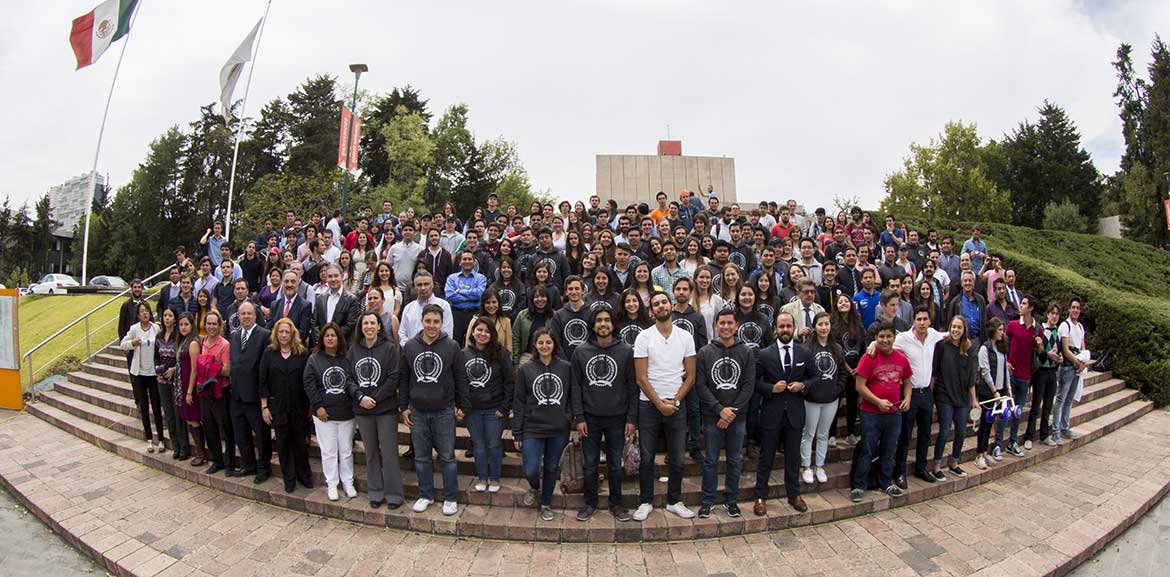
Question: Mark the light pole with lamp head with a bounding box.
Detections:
[341,63,368,225]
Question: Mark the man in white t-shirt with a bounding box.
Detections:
[632,291,697,522]
[1052,297,1087,443]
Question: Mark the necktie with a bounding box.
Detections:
[804,308,812,329]
[241,329,250,350]
[782,344,791,372]
[283,299,291,318]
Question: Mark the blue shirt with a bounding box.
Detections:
[962,238,988,273]
[444,271,487,310]
[853,289,881,328]
[961,293,982,338]
[879,229,904,251]
[207,234,227,266]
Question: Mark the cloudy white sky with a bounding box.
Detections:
[1,0,1166,213]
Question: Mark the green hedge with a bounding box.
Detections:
[919,219,1170,406]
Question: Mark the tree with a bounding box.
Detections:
[367,106,434,211]
[284,75,342,177]
[32,194,59,276]
[1111,37,1170,248]
[1043,200,1089,234]
[880,121,1011,223]
[176,104,234,240]
[994,101,1102,229]
[426,104,473,209]
[360,86,431,188]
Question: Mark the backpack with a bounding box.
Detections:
[622,431,641,478]
[559,439,585,494]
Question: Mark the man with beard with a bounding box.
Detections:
[671,277,708,463]
[753,312,812,514]
[695,309,755,519]
[570,308,637,522]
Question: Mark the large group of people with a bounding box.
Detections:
[114,189,1092,522]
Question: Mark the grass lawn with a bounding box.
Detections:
[19,291,158,385]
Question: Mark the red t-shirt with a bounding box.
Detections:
[856,349,912,413]
[1005,318,1039,380]
[770,223,794,240]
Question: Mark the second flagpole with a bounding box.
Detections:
[223,0,273,242]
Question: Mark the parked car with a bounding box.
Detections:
[89,275,129,289]
[31,274,80,295]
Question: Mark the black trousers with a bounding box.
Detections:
[452,308,475,346]
[199,394,236,467]
[130,374,164,443]
[156,379,188,453]
[844,384,861,437]
[755,410,803,499]
[274,413,312,484]
[895,388,933,478]
[231,399,272,473]
[582,413,626,508]
[637,400,686,505]
[1024,368,1057,442]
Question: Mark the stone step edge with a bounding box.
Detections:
[23,392,1154,543]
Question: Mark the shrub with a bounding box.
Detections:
[1043,200,1089,234]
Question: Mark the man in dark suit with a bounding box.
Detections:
[154,266,183,319]
[753,311,811,515]
[267,270,313,345]
[420,228,454,299]
[117,279,147,362]
[313,263,360,342]
[229,301,272,483]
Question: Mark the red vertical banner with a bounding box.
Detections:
[337,106,351,169]
[1164,199,1170,230]
[347,116,362,173]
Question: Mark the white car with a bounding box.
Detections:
[31,274,80,295]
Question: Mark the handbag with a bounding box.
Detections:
[622,431,640,478]
[559,438,585,494]
[194,338,224,399]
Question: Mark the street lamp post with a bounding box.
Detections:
[341,63,368,224]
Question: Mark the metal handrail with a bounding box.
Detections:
[21,265,172,388]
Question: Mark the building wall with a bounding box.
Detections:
[1098,215,1123,239]
[47,172,102,236]
[595,155,736,209]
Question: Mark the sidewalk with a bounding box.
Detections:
[1,408,1168,577]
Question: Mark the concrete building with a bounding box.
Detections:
[595,141,736,209]
[47,172,102,236]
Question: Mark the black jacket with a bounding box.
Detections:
[569,338,637,422]
[671,305,708,351]
[303,352,360,421]
[267,292,313,345]
[533,247,570,288]
[421,247,454,299]
[347,335,400,416]
[615,316,650,348]
[229,325,271,403]
[258,348,309,426]
[461,344,513,413]
[932,340,974,408]
[118,297,146,345]
[803,341,847,404]
[695,339,756,421]
[314,290,361,341]
[514,356,573,440]
[491,278,526,320]
[755,340,811,428]
[550,302,592,359]
[399,332,467,412]
[734,309,775,350]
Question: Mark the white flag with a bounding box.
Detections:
[219,18,263,122]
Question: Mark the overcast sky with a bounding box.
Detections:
[2,0,1167,213]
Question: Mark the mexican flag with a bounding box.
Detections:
[70,0,139,69]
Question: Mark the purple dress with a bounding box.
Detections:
[177,340,201,422]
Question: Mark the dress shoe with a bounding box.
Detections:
[753,498,767,517]
[688,449,703,462]
[402,447,415,459]
[227,468,256,478]
[299,476,314,489]
[284,480,296,493]
[894,475,909,490]
[788,495,808,513]
[746,445,760,460]
[206,462,223,475]
[369,500,383,509]
[253,470,270,484]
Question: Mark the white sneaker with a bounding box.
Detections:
[441,501,458,516]
[633,503,653,522]
[1043,436,1059,447]
[974,455,988,470]
[343,484,357,499]
[599,453,607,464]
[666,502,695,519]
[473,481,488,492]
[828,436,838,449]
[412,497,433,513]
[815,467,828,484]
[801,468,815,484]
[1023,440,1033,450]
[327,486,339,501]
[487,482,501,493]
[991,446,1003,461]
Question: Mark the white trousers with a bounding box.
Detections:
[313,416,355,489]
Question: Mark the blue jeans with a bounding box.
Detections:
[933,403,968,465]
[521,433,570,506]
[1052,366,1077,438]
[853,411,901,491]
[582,414,627,508]
[411,407,458,502]
[701,418,745,506]
[1008,377,1030,444]
[465,408,504,482]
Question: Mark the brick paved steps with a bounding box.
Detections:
[47,374,1134,481]
[26,387,1153,541]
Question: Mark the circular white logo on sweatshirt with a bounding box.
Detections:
[711,357,741,390]
[413,351,443,383]
[533,373,564,406]
[585,355,618,388]
[737,322,763,348]
[498,289,516,311]
[672,317,695,338]
[814,350,838,382]
[564,318,589,346]
[354,357,381,388]
[322,366,347,395]
[465,357,492,388]
[619,324,642,347]
[729,252,746,268]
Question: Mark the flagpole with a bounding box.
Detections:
[224,0,273,242]
[80,1,144,286]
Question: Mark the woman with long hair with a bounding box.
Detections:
[370,262,402,317]
[701,235,715,259]
[490,257,526,321]
[464,317,514,493]
[551,216,568,252]
[751,271,782,326]
[830,294,865,444]
[597,229,616,265]
[356,250,378,295]
[352,230,373,278]
[587,268,621,314]
[684,270,719,345]
[779,264,805,303]
[258,267,282,316]
[630,262,656,308]
[363,287,400,342]
[565,229,585,276]
[304,322,364,501]
[264,248,283,277]
[466,287,514,355]
[645,237,664,270]
[800,312,845,485]
[929,315,975,481]
[913,280,942,330]
[975,317,1010,470]
[514,328,572,521]
[615,288,652,347]
[176,313,206,466]
[194,288,213,336]
[121,302,164,453]
[259,318,313,493]
[681,237,707,274]
[197,310,233,474]
[348,312,404,508]
[512,286,554,365]
[579,252,599,289]
[527,261,562,310]
[732,285,772,350]
[717,263,743,307]
[154,307,189,460]
[337,250,358,294]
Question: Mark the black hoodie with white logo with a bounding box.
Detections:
[347,335,400,416]
[695,339,756,421]
[304,353,360,421]
[569,338,637,423]
[513,356,573,440]
[671,305,708,350]
[550,302,592,360]
[399,332,467,413]
[461,344,513,414]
